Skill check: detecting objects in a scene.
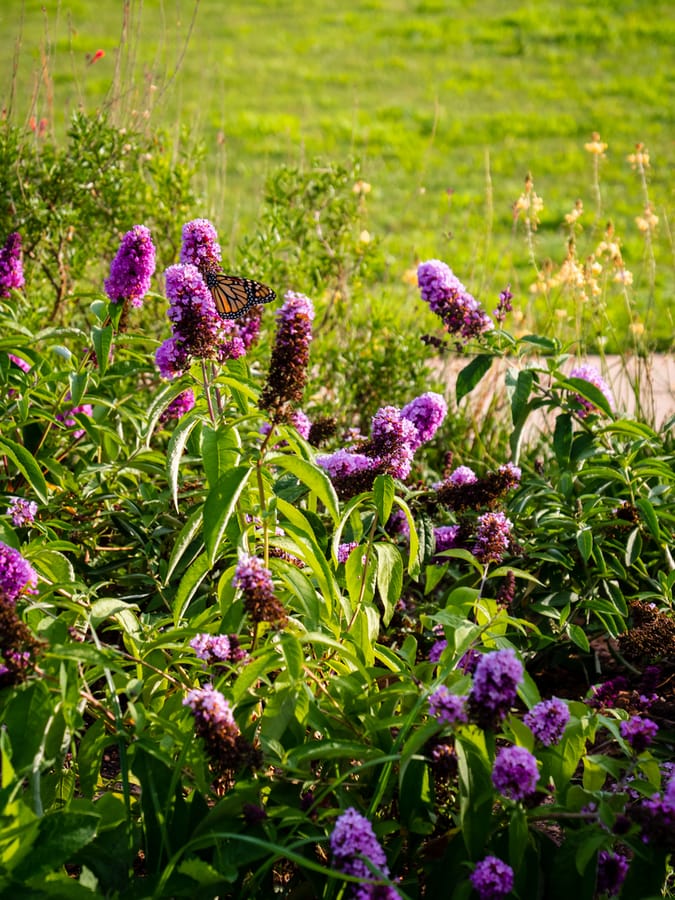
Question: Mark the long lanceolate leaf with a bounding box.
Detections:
[0,436,49,503]
[203,465,252,565]
[167,410,202,511]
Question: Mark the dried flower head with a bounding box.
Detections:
[259,291,314,422]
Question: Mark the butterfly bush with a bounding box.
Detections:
[104,224,156,308]
[0,232,25,297]
[233,555,287,627]
[259,290,314,423]
[184,684,261,776]
[7,353,31,373]
[468,647,523,729]
[597,851,630,898]
[6,497,38,527]
[159,388,195,424]
[190,632,247,666]
[0,600,42,687]
[569,363,615,417]
[180,217,223,271]
[417,258,493,340]
[329,807,402,900]
[428,685,468,726]
[620,715,658,753]
[399,391,447,450]
[472,511,512,564]
[0,541,38,604]
[523,697,570,746]
[470,855,514,900]
[56,397,94,440]
[491,745,540,801]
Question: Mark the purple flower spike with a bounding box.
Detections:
[620,715,658,753]
[104,225,156,307]
[470,855,514,899]
[417,259,493,341]
[160,389,195,424]
[233,555,287,626]
[155,336,191,380]
[468,648,523,728]
[569,364,615,418]
[524,697,570,747]
[597,850,629,898]
[6,498,38,528]
[492,744,539,801]
[0,540,38,604]
[428,686,468,726]
[449,465,477,486]
[0,232,25,297]
[330,807,402,899]
[259,291,314,422]
[180,218,222,271]
[473,511,512,564]
[400,391,447,450]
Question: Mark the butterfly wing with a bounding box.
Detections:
[206,271,276,320]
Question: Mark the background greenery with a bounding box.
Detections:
[1,0,673,347]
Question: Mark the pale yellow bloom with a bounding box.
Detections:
[636,206,659,233]
[353,180,372,195]
[564,199,584,225]
[614,267,633,286]
[402,267,418,286]
[584,132,607,156]
[513,173,544,230]
[358,229,371,244]
[630,321,645,337]
[627,143,650,170]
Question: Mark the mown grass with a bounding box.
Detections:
[1,0,673,347]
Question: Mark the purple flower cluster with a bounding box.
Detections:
[184,683,237,729]
[492,744,539,801]
[190,632,247,666]
[569,364,615,418]
[370,406,418,479]
[330,807,402,900]
[632,774,675,851]
[417,259,493,341]
[428,638,448,663]
[0,232,25,297]
[400,391,447,450]
[494,285,513,324]
[0,540,38,603]
[448,465,477,486]
[159,389,195,424]
[233,555,287,626]
[596,850,629,898]
[259,291,314,422]
[184,683,260,776]
[8,353,31,373]
[180,218,222,271]
[428,685,468,726]
[472,511,512,565]
[523,697,570,746]
[620,715,658,753]
[337,542,359,564]
[56,401,94,440]
[6,497,38,527]
[433,525,462,561]
[104,225,156,308]
[318,393,441,500]
[468,648,523,729]
[470,855,514,899]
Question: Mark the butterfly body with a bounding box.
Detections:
[204,268,276,320]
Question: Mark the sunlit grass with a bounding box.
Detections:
[1,0,672,348]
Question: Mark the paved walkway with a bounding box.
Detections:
[433,354,674,444]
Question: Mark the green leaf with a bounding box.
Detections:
[553,413,572,465]
[173,552,211,624]
[203,465,252,564]
[68,371,89,406]
[635,498,660,541]
[276,633,304,682]
[12,811,99,881]
[0,436,48,504]
[507,367,534,426]
[165,505,204,583]
[373,474,395,525]
[89,598,140,628]
[576,528,593,563]
[92,324,113,375]
[625,527,642,567]
[201,425,242,488]
[567,623,590,652]
[267,452,339,523]
[562,376,614,417]
[456,354,494,404]
[167,411,202,510]
[374,542,403,626]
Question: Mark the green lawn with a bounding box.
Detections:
[1,0,673,347]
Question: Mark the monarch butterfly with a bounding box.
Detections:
[204,267,276,320]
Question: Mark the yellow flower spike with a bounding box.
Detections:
[584,132,608,156]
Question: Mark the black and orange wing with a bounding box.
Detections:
[205,270,276,320]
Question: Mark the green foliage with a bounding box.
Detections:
[0,115,674,898]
